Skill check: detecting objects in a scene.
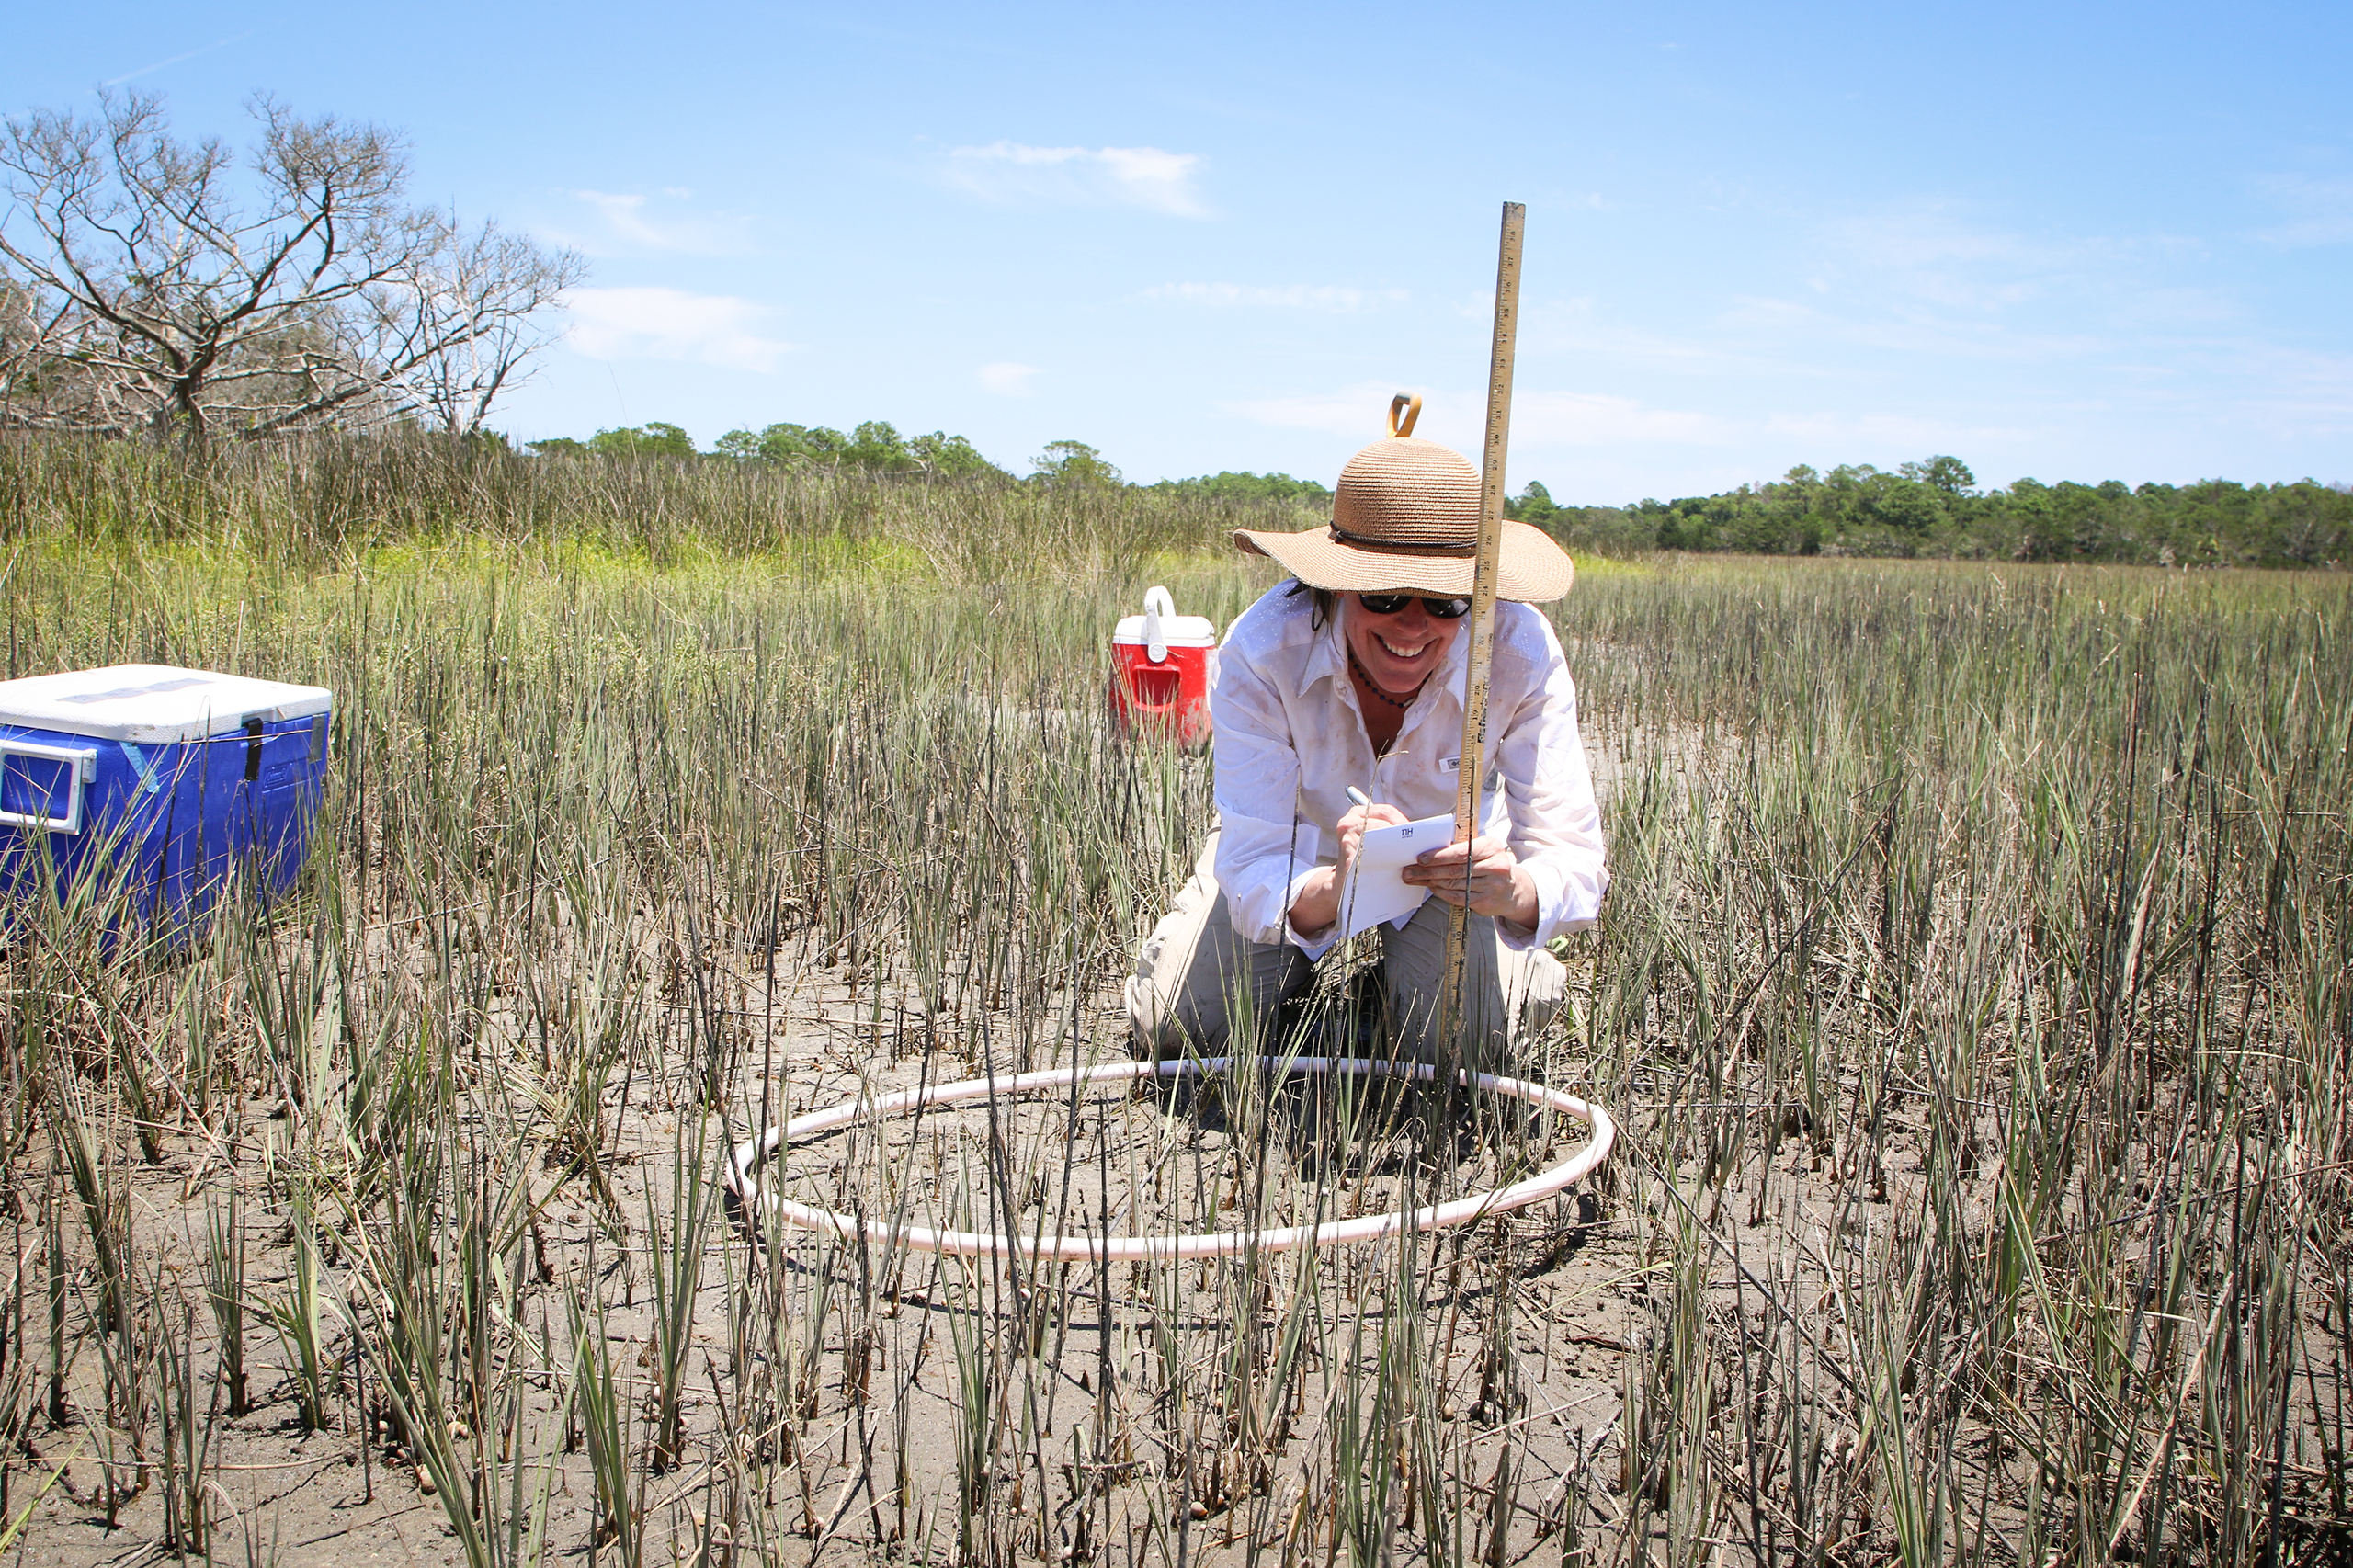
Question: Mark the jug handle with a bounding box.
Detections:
[1142,585,1175,663]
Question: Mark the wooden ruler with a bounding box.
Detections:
[1438,200,1525,1062]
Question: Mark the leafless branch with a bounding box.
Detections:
[0,89,581,443]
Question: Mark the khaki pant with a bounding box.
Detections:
[1125,834,1564,1071]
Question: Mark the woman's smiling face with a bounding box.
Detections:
[1343,593,1461,698]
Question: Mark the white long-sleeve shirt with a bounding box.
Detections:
[1210,582,1609,960]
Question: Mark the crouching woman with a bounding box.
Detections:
[1126,411,1608,1070]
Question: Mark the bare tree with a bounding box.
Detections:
[382,221,579,438]
[0,91,582,443]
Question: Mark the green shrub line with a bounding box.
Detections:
[1513,458,2353,568]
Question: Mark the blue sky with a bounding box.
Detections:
[8,2,2349,501]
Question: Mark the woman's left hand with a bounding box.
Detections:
[1404,834,1539,931]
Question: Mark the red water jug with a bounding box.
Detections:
[1109,586,1217,745]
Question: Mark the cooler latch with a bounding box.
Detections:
[244,716,265,781]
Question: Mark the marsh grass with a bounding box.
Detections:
[0,436,2343,1565]
[0,434,1299,583]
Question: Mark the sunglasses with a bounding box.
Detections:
[1357,593,1472,619]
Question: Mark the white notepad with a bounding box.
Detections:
[1335,812,1456,941]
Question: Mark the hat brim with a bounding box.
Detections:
[1233,520,1574,603]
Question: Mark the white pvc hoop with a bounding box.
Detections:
[722,1056,1614,1261]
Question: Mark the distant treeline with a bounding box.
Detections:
[524,425,2346,570]
[527,419,1333,506]
[526,419,1009,478]
[1510,458,2350,569]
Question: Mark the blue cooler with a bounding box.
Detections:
[0,665,333,935]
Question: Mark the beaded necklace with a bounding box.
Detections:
[1348,645,1427,711]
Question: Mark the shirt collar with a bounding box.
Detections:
[1302,598,1347,692]
[1437,619,1472,707]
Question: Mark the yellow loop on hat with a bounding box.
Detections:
[1387,392,1422,438]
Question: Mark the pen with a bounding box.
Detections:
[1346,787,1371,807]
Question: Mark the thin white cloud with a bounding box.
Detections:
[550,190,753,256]
[1227,381,2012,457]
[1512,392,1724,447]
[564,287,795,372]
[1825,207,2059,271]
[2188,341,2353,437]
[2108,286,2242,326]
[1813,209,2075,312]
[100,28,258,86]
[1714,293,2113,364]
[944,142,1207,217]
[1140,283,1408,311]
[1527,392,2015,455]
[1750,409,2025,453]
[2253,173,2353,245]
[1808,204,2201,320]
[1515,202,2217,386]
[1223,383,1436,440]
[978,361,1042,396]
[1223,381,1733,450]
[1522,301,1846,381]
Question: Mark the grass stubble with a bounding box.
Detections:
[0,439,2343,1565]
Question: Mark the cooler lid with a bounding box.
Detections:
[1113,614,1217,647]
[0,664,334,744]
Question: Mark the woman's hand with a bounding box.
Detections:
[1404,833,1539,932]
[1288,801,1408,938]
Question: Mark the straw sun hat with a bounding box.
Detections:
[1233,394,1574,602]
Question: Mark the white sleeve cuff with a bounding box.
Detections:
[1282,865,1341,960]
[1489,858,1560,951]
[1217,819,1328,949]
